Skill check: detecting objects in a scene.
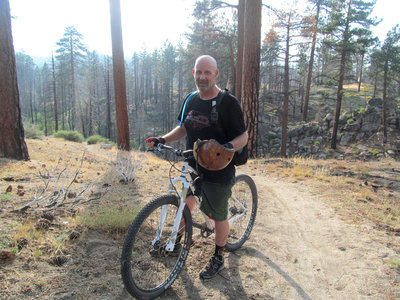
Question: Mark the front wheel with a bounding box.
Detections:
[121,195,192,299]
[225,174,258,252]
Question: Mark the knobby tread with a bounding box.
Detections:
[121,194,192,299]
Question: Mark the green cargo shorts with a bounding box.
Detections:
[188,179,235,221]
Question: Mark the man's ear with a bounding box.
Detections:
[192,68,195,75]
[215,69,219,77]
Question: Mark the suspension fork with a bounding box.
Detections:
[152,177,190,252]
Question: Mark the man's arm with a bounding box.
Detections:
[161,125,187,144]
[229,131,248,151]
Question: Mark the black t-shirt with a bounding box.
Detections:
[177,91,246,184]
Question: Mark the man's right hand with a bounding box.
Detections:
[145,137,166,149]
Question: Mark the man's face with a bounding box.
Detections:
[193,59,219,92]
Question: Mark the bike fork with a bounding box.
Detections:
[152,194,187,252]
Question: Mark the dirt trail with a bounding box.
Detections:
[2,152,399,299]
[150,172,398,300]
[49,168,399,300]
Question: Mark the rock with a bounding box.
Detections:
[340,133,354,146]
[100,143,112,149]
[324,113,333,121]
[367,98,382,107]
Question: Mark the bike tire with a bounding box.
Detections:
[121,194,192,299]
[225,174,258,252]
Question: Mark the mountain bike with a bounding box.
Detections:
[120,143,258,299]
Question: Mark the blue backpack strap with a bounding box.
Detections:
[179,90,199,126]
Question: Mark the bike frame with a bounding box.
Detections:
[151,146,249,252]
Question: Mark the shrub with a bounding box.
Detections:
[87,134,106,145]
[54,130,84,143]
[130,140,140,150]
[367,148,381,156]
[358,107,366,114]
[24,123,44,139]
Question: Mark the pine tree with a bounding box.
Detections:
[323,0,378,149]
[371,26,400,142]
[55,26,87,130]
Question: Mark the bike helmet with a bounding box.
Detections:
[193,139,234,171]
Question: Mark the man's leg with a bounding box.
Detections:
[184,194,197,213]
[214,219,229,247]
[199,219,228,279]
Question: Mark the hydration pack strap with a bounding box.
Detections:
[179,91,199,126]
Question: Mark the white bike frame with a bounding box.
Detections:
[152,159,248,252]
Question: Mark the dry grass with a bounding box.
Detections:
[0,137,170,262]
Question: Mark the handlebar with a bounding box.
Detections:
[156,144,193,159]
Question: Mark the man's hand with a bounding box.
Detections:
[145,137,166,149]
[223,142,234,151]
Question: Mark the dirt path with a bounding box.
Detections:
[2,153,399,299]
[146,172,398,300]
[49,168,399,300]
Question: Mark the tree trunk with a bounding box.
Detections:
[109,0,130,151]
[51,54,59,132]
[0,0,29,160]
[331,0,351,150]
[382,60,388,143]
[70,43,76,130]
[235,0,245,99]
[331,49,346,150]
[281,17,291,158]
[105,64,112,140]
[357,52,365,92]
[241,0,261,158]
[303,0,321,122]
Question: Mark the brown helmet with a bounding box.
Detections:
[193,139,234,171]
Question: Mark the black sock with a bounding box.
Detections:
[214,244,224,259]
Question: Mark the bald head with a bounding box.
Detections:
[194,55,218,71]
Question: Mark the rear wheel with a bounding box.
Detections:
[121,195,192,299]
[225,174,257,252]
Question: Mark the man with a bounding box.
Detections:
[146,55,248,279]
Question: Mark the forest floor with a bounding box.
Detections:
[0,137,399,299]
